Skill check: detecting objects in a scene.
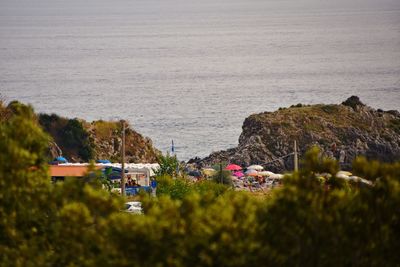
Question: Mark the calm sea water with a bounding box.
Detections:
[1,0,400,160]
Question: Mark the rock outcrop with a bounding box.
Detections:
[193,96,400,172]
[39,114,160,163]
[87,120,160,163]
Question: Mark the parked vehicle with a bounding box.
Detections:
[124,201,142,214]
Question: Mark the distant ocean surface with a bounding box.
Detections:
[1,0,400,160]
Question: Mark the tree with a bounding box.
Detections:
[211,163,232,185]
[0,102,52,266]
[154,152,179,177]
[1,107,400,266]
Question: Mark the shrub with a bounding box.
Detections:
[1,109,400,266]
[156,175,230,200]
[342,95,365,110]
[154,152,179,177]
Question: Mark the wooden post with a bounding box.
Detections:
[121,120,126,196]
[220,163,223,184]
[294,140,298,172]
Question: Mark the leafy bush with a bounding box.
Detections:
[154,152,179,177]
[342,95,365,110]
[63,119,94,160]
[156,175,230,200]
[39,113,95,161]
[1,107,400,266]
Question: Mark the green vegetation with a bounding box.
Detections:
[156,175,229,200]
[210,163,233,185]
[92,120,119,139]
[153,152,180,177]
[342,95,365,110]
[1,103,400,266]
[321,104,339,114]
[39,113,95,161]
[389,118,400,134]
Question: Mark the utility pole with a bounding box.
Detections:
[121,120,126,196]
[219,163,223,184]
[294,140,298,172]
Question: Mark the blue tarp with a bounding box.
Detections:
[125,186,151,196]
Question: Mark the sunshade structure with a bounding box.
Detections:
[105,166,129,180]
[335,172,372,185]
[269,173,284,179]
[258,171,274,177]
[97,159,111,164]
[50,165,102,177]
[225,164,242,171]
[247,165,263,171]
[55,156,68,163]
[245,169,259,176]
[233,171,244,178]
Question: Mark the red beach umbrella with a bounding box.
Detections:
[225,164,242,171]
[233,171,244,177]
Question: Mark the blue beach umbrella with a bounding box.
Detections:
[104,166,128,180]
[96,159,111,164]
[55,156,68,163]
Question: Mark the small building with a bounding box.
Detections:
[49,165,103,182]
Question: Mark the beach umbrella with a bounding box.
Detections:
[233,171,244,178]
[97,159,111,164]
[225,164,242,171]
[245,169,258,176]
[270,174,284,179]
[55,156,68,163]
[258,171,274,176]
[247,165,263,171]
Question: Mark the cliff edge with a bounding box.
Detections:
[194,96,400,172]
[39,114,160,163]
[0,100,160,163]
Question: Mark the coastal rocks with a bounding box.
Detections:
[39,114,160,163]
[1,100,160,163]
[196,96,400,173]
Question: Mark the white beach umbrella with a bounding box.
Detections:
[258,171,273,177]
[270,174,284,179]
[247,165,264,171]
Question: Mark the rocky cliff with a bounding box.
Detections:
[193,96,400,172]
[40,114,160,163]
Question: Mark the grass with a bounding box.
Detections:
[389,119,400,134]
[93,120,119,140]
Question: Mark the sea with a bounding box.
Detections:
[1,0,400,161]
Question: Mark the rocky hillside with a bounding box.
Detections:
[193,96,400,172]
[39,114,160,163]
[0,100,160,163]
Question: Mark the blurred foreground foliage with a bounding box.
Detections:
[1,107,400,267]
[156,175,230,200]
